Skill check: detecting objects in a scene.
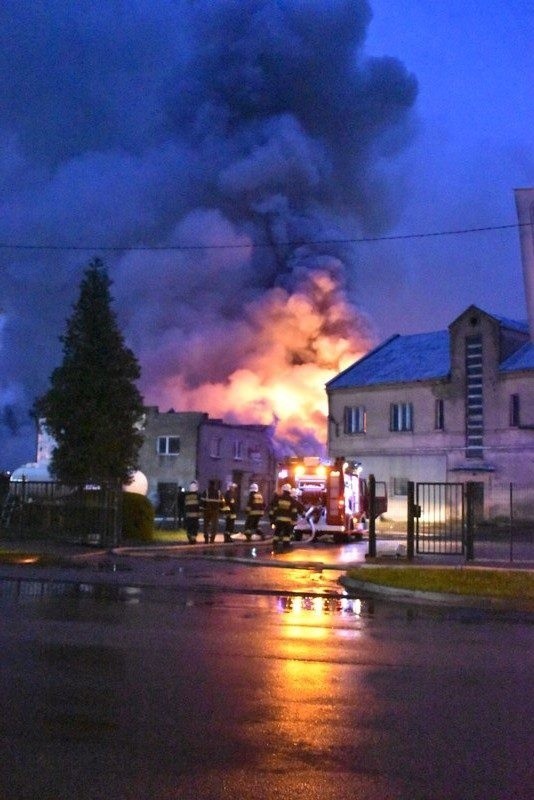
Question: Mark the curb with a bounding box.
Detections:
[339,574,534,617]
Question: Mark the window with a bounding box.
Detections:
[210,437,222,458]
[392,477,409,496]
[248,446,262,464]
[233,440,243,460]
[344,406,366,434]
[509,394,520,427]
[390,402,413,432]
[157,482,178,515]
[434,398,444,430]
[157,435,180,455]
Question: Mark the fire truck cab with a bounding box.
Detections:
[276,456,387,544]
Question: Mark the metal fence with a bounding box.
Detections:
[406,481,534,564]
[0,479,122,547]
[474,482,534,564]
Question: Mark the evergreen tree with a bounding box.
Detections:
[34,258,145,485]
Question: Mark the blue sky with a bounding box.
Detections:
[360,0,532,334]
[0,0,532,468]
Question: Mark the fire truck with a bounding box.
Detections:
[275,456,388,543]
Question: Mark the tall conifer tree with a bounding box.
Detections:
[35,258,144,484]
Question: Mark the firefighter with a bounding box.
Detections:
[290,487,306,541]
[244,482,265,541]
[221,482,238,542]
[176,485,185,527]
[184,481,201,543]
[270,483,298,551]
[201,480,223,543]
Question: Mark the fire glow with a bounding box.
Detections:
[148,268,372,454]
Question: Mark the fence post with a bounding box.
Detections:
[407,481,415,561]
[19,476,26,538]
[465,482,475,561]
[110,484,121,551]
[367,474,376,558]
[509,482,514,563]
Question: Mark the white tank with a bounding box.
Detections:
[10,463,149,496]
[10,462,53,483]
[123,471,149,495]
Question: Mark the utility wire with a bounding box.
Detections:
[0,221,530,253]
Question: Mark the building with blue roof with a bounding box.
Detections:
[326,304,534,522]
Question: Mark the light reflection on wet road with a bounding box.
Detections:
[0,555,532,800]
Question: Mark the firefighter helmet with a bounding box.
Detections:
[189,481,198,491]
[250,482,259,492]
[282,483,292,492]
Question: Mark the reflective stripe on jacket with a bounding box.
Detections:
[222,491,237,518]
[270,493,298,524]
[246,491,264,515]
[184,491,200,518]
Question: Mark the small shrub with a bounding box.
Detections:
[121,492,154,542]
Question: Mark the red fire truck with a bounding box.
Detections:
[275,456,388,543]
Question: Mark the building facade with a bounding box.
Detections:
[138,406,276,512]
[326,306,534,522]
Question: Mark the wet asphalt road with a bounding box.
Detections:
[0,545,533,800]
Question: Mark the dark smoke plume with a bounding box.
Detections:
[0,0,417,468]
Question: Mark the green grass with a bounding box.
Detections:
[346,565,534,608]
[150,529,188,544]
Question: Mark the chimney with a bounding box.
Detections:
[514,187,534,343]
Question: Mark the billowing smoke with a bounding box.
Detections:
[0,0,417,468]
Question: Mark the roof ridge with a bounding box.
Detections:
[325,334,400,388]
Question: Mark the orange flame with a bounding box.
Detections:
[151,267,372,451]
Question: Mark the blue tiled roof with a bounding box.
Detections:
[328,310,534,390]
[326,331,451,389]
[500,342,534,371]
[492,315,529,335]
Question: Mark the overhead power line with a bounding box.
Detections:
[0,221,530,253]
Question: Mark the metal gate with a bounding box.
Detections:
[413,482,465,555]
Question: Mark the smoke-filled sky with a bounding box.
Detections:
[0,0,532,470]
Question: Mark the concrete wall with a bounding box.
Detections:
[138,407,207,501]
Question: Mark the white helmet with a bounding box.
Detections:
[250,482,259,492]
[189,481,198,491]
[282,483,292,492]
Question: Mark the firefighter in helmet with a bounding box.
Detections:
[201,480,223,543]
[290,487,306,541]
[184,481,201,543]
[244,482,265,541]
[221,482,238,543]
[270,483,299,551]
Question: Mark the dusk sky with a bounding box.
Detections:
[0,0,532,470]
